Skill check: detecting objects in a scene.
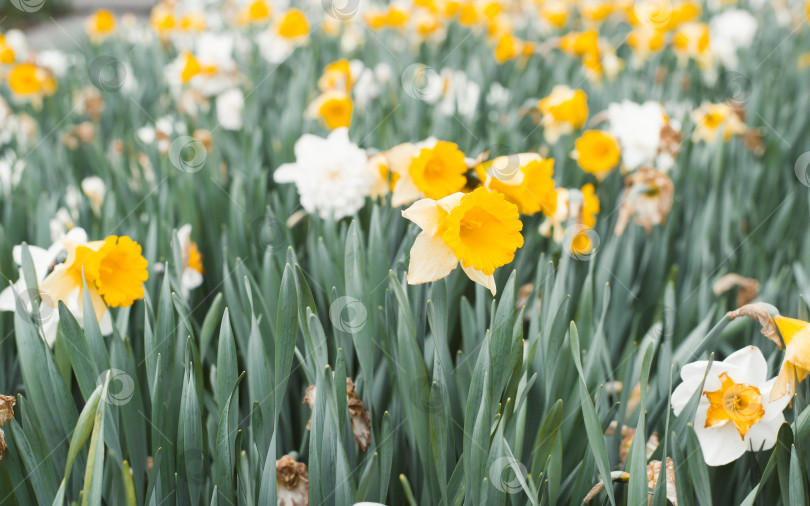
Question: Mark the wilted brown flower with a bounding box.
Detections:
[743,129,765,156]
[192,129,214,153]
[713,274,760,307]
[658,122,682,161]
[614,168,674,236]
[0,394,15,462]
[727,302,781,349]
[605,421,659,466]
[647,458,677,505]
[303,378,371,452]
[74,86,104,121]
[277,455,308,506]
[0,395,15,427]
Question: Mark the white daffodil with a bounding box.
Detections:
[607,100,668,172]
[81,176,106,215]
[216,88,244,131]
[0,228,114,346]
[274,128,372,220]
[177,224,204,297]
[671,346,791,466]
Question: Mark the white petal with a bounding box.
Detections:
[274,163,299,183]
[671,380,701,416]
[745,414,783,452]
[406,232,457,285]
[401,199,441,234]
[461,264,496,295]
[435,192,465,213]
[694,405,747,466]
[723,345,768,385]
[761,377,792,421]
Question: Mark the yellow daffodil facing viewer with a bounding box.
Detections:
[771,315,810,400]
[538,86,588,143]
[475,153,557,216]
[85,9,116,42]
[40,235,148,324]
[402,187,524,295]
[672,346,791,466]
[573,130,621,177]
[7,63,57,99]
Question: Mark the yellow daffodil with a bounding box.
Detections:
[85,9,116,41]
[579,0,613,24]
[179,13,207,33]
[7,63,57,100]
[627,27,666,62]
[476,153,557,216]
[0,35,17,65]
[402,187,523,294]
[692,102,747,143]
[538,85,589,143]
[318,59,355,93]
[574,130,621,177]
[237,0,272,25]
[408,140,469,200]
[306,90,354,129]
[673,22,711,67]
[150,3,177,35]
[277,9,310,39]
[559,30,600,58]
[179,52,218,84]
[771,315,810,400]
[40,235,148,326]
[541,1,569,29]
[178,224,204,297]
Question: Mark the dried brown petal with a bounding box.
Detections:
[614,169,674,236]
[0,428,6,461]
[276,455,309,506]
[0,395,15,427]
[712,274,760,307]
[516,283,541,320]
[647,458,677,505]
[192,129,214,153]
[303,379,371,451]
[659,122,683,160]
[727,302,781,349]
[743,129,765,156]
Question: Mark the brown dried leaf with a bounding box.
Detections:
[727,302,782,349]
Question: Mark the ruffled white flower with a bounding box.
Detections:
[274,128,372,219]
[0,228,112,346]
[607,100,667,172]
[671,346,791,466]
[216,88,244,131]
[710,10,758,70]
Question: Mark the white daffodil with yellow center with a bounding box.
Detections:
[671,346,790,466]
[402,187,523,295]
[40,234,149,330]
[177,224,204,297]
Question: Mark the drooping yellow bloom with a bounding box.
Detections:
[40,235,148,325]
[771,315,810,400]
[308,91,354,129]
[86,9,116,41]
[477,154,557,216]
[703,372,765,439]
[402,187,523,294]
[7,63,57,98]
[408,141,468,200]
[277,9,310,39]
[538,86,588,142]
[574,130,621,176]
